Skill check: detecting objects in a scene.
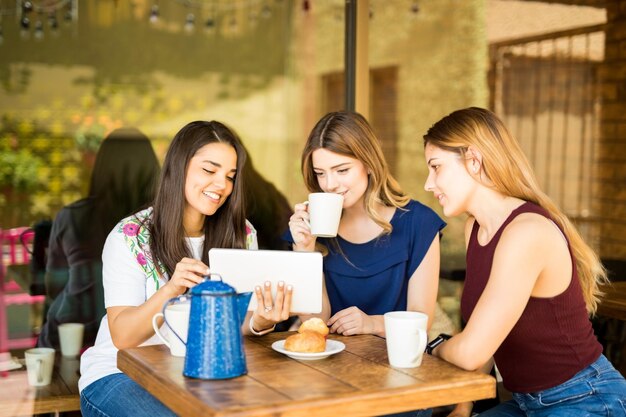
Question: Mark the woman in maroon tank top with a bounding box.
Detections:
[421,107,625,417]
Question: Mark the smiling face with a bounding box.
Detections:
[424,143,477,217]
[311,148,369,210]
[183,142,237,232]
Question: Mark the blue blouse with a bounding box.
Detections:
[284,200,445,315]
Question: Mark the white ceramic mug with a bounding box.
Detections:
[384,311,428,368]
[152,303,190,357]
[24,347,55,386]
[58,323,85,357]
[305,192,344,237]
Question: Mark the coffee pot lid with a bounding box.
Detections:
[189,274,236,296]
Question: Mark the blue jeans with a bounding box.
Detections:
[479,355,626,416]
[81,373,177,417]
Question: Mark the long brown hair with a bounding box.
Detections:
[148,120,248,276]
[301,111,409,234]
[87,128,160,254]
[423,107,607,313]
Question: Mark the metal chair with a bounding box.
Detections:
[0,227,46,353]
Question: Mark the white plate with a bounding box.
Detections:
[0,359,23,372]
[271,339,345,360]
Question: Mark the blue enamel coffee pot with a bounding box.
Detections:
[165,273,252,379]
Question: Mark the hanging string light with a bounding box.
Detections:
[149,0,282,36]
[204,1,216,34]
[0,0,76,45]
[149,4,160,24]
[260,4,271,19]
[63,6,73,22]
[205,16,215,31]
[20,15,31,30]
[22,1,34,13]
[34,19,44,40]
[48,11,58,31]
[184,12,195,33]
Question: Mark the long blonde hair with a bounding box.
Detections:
[423,107,607,314]
[301,111,409,234]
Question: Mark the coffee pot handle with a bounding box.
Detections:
[160,296,189,346]
[203,272,223,281]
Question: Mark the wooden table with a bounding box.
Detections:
[598,282,626,321]
[597,282,626,376]
[0,354,80,417]
[118,332,495,417]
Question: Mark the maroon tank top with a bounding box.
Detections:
[461,202,602,393]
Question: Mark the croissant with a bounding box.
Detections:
[284,330,326,353]
[298,317,329,337]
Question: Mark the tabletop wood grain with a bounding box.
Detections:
[118,332,495,417]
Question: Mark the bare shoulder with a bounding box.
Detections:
[499,212,565,253]
[488,212,560,290]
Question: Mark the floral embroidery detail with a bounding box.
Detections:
[118,207,166,290]
[119,212,257,289]
[245,220,258,250]
[123,223,139,237]
[136,253,147,266]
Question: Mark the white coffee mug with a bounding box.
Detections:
[152,303,190,357]
[306,192,344,237]
[24,347,55,386]
[384,311,428,368]
[58,323,85,358]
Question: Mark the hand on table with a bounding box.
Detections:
[163,257,207,296]
[288,202,316,251]
[328,306,374,336]
[251,281,293,332]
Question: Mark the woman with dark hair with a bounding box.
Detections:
[423,107,626,416]
[38,127,161,350]
[79,121,292,417]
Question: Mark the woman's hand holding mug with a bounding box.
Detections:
[289,202,316,251]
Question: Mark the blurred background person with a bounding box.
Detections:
[37,128,161,351]
[243,146,293,251]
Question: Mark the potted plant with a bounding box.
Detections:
[0,149,43,226]
[0,150,42,190]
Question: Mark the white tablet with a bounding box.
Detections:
[208,249,323,314]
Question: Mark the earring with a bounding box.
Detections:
[473,166,478,174]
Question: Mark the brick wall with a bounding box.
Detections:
[599,0,626,258]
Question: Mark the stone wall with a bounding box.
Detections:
[599,0,626,258]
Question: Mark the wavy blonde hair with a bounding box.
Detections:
[301,111,409,234]
[423,107,607,314]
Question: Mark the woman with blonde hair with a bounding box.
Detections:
[422,107,625,417]
[287,111,445,342]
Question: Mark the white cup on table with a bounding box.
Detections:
[152,303,190,357]
[384,311,428,368]
[58,323,85,357]
[25,347,55,386]
[305,193,344,238]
